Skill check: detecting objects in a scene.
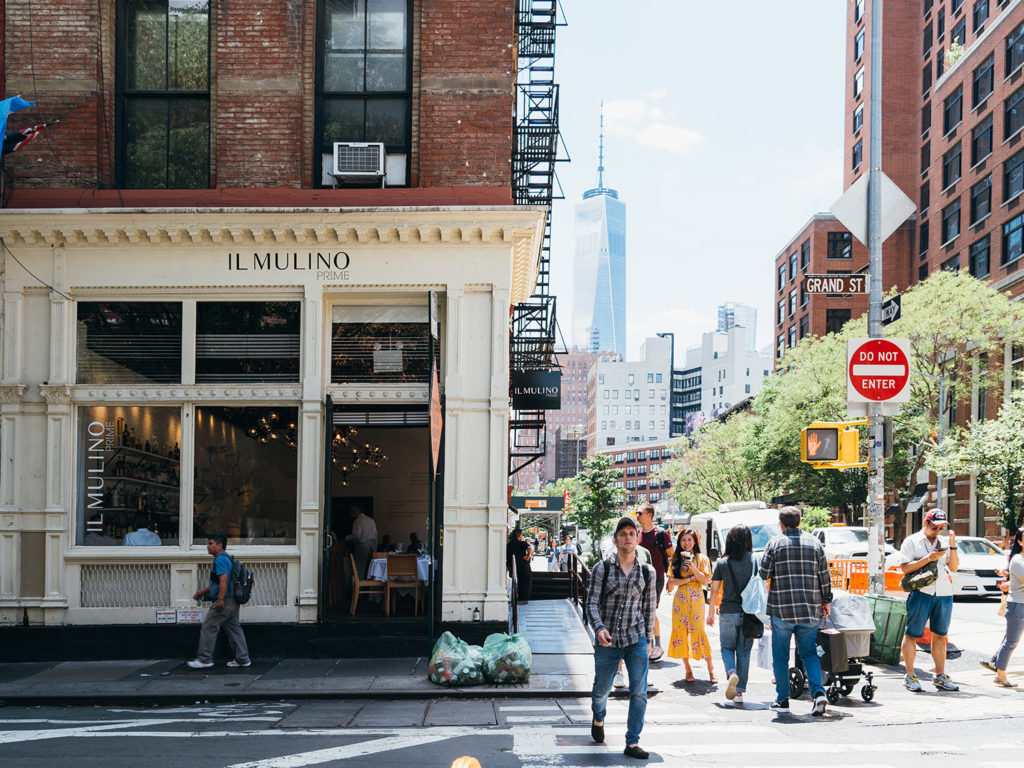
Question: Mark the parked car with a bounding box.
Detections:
[950,536,1006,598]
[689,501,782,559]
[810,526,896,561]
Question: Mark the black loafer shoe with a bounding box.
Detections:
[591,721,604,743]
[623,745,649,760]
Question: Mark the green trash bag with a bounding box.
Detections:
[482,632,532,684]
[427,631,485,687]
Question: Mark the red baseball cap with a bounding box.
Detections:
[924,508,948,526]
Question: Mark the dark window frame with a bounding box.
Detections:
[973,0,989,33]
[1005,147,1024,201]
[855,28,865,61]
[951,16,967,49]
[969,234,991,277]
[827,231,853,259]
[970,174,992,224]
[941,198,961,244]
[1003,212,1024,266]
[972,113,993,166]
[942,141,962,189]
[1007,85,1024,140]
[852,139,863,170]
[944,85,963,135]
[973,54,994,108]
[1008,19,1024,77]
[854,103,864,134]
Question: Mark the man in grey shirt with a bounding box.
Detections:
[585,516,657,760]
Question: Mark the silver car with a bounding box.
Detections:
[950,536,1007,597]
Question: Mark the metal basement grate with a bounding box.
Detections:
[247,561,288,606]
[81,563,171,607]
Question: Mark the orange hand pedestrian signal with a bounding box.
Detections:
[800,421,867,469]
[804,427,839,462]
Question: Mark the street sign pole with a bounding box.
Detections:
[866,0,885,595]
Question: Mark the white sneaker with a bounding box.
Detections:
[614,671,627,689]
[226,660,251,668]
[724,672,739,700]
[733,692,744,705]
[186,659,213,669]
[811,694,827,717]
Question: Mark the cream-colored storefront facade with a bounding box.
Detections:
[0,206,544,628]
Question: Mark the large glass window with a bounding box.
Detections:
[827,231,853,259]
[1003,212,1024,266]
[77,406,181,546]
[973,54,994,107]
[318,0,411,184]
[944,85,963,135]
[974,0,989,33]
[971,175,992,224]
[196,302,301,383]
[331,305,430,383]
[1006,85,1024,140]
[970,235,991,278]
[193,406,298,545]
[942,141,962,189]
[1008,19,1024,77]
[118,0,210,188]
[972,114,993,166]
[77,302,182,384]
[942,199,961,243]
[1005,148,1024,201]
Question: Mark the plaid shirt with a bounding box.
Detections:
[759,529,832,625]
[585,555,657,648]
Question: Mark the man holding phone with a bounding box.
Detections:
[899,508,960,692]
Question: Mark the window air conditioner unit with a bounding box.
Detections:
[332,142,386,178]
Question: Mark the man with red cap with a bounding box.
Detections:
[898,508,960,692]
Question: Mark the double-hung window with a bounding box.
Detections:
[941,199,961,244]
[852,140,863,170]
[944,85,963,134]
[318,0,412,186]
[1008,86,1024,140]
[974,0,989,33]
[970,174,992,224]
[951,17,966,49]
[854,104,864,134]
[1003,212,1024,266]
[1008,19,1024,77]
[855,29,865,61]
[117,0,210,188]
[1005,148,1024,201]
[972,114,993,166]
[827,231,853,259]
[970,235,991,278]
[854,67,865,99]
[942,142,962,189]
[973,54,994,107]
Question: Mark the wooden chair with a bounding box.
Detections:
[349,553,385,616]
[386,554,420,616]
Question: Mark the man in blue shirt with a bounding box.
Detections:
[187,534,251,669]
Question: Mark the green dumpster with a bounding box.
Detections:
[864,593,907,665]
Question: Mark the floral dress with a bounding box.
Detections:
[667,554,713,661]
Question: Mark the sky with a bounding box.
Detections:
[547,0,848,360]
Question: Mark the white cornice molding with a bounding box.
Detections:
[73,385,304,402]
[39,385,74,405]
[0,385,27,405]
[326,384,429,402]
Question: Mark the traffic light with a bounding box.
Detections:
[800,420,868,470]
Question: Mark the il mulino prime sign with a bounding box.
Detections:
[228,251,352,281]
[510,370,561,410]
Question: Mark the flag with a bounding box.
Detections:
[3,119,59,156]
[0,95,35,155]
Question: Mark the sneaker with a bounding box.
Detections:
[904,674,923,692]
[980,659,997,672]
[590,720,605,744]
[733,692,744,705]
[769,699,790,711]
[623,744,650,760]
[186,659,213,669]
[648,646,665,662]
[724,672,739,701]
[933,673,959,691]
[614,671,627,689]
[226,660,251,668]
[811,693,827,716]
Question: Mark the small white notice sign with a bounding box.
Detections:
[176,608,202,624]
[155,609,177,624]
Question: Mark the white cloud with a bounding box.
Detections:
[647,89,668,100]
[603,98,703,155]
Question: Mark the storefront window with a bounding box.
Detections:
[77,406,182,546]
[196,302,301,383]
[331,305,430,383]
[193,406,298,545]
[77,302,182,384]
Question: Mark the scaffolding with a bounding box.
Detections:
[509,0,565,477]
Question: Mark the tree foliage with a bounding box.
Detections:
[565,455,625,555]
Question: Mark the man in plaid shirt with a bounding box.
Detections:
[586,516,657,760]
[759,506,832,716]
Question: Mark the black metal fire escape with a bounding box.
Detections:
[509,0,566,477]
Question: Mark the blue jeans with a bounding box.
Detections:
[771,616,824,702]
[592,636,648,745]
[996,602,1024,670]
[718,613,753,693]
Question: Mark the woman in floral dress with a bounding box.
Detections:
[667,528,716,682]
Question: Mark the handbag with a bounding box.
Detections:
[900,560,938,592]
[742,612,764,638]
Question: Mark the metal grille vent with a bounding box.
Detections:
[333,142,385,176]
[81,563,171,608]
[248,561,288,606]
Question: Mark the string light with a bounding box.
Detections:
[331,425,387,486]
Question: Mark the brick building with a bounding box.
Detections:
[595,439,674,516]
[0,1,549,650]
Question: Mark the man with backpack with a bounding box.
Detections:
[187,533,251,669]
[585,516,657,760]
[636,503,673,662]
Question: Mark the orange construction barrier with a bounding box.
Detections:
[828,559,870,593]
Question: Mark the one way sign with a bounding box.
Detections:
[882,294,901,326]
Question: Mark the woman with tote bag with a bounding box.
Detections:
[707,524,755,704]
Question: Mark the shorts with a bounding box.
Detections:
[904,590,953,638]
[655,576,665,606]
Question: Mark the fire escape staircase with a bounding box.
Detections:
[509,0,566,477]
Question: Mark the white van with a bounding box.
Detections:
[688,501,782,560]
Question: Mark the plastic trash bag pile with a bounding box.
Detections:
[428,630,531,687]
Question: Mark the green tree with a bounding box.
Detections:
[659,413,778,513]
[926,385,1024,531]
[566,454,625,557]
[798,507,834,532]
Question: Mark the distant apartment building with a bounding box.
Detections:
[586,337,672,455]
[596,439,675,514]
[686,325,771,420]
[717,301,759,352]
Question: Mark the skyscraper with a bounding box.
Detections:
[573,113,626,355]
[716,301,758,352]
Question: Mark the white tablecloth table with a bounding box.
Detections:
[367,555,431,583]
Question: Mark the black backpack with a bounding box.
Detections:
[214,553,255,605]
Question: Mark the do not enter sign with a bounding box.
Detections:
[847,338,911,403]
